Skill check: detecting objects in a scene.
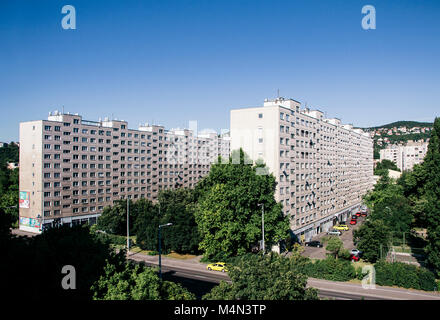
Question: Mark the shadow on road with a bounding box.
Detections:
[162,270,218,299]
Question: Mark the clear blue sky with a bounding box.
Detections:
[1,0,439,142]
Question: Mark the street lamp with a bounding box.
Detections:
[126,198,130,254]
[257,203,265,255]
[158,222,172,279]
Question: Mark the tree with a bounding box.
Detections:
[0,165,19,226]
[135,205,162,251]
[91,261,195,300]
[194,149,290,261]
[398,164,429,227]
[324,236,344,260]
[203,253,318,300]
[0,142,19,165]
[159,189,201,254]
[96,200,129,235]
[363,171,413,239]
[374,159,400,175]
[353,219,391,263]
[423,117,440,276]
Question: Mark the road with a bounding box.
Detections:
[128,251,440,300]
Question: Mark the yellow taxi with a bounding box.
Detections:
[206,262,227,272]
[333,225,349,231]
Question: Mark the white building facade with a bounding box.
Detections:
[231,98,374,242]
[379,140,429,171]
[19,111,230,233]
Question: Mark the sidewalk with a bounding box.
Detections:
[128,249,440,300]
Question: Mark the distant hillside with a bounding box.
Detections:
[0,142,19,165]
[364,121,433,131]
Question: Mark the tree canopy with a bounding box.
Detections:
[91,261,195,300]
[353,219,391,263]
[423,117,440,276]
[194,149,290,261]
[203,253,318,300]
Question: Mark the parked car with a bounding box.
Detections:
[333,225,349,231]
[350,249,363,256]
[327,230,342,236]
[361,212,368,217]
[207,263,227,272]
[350,219,357,225]
[305,241,322,247]
[355,212,362,217]
[351,215,358,220]
[350,254,360,262]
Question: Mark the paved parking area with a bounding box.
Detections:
[302,216,366,259]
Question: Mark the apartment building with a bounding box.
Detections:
[231,97,374,242]
[19,111,230,233]
[379,140,429,171]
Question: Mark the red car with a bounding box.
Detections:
[350,219,357,225]
[350,254,360,261]
[361,212,368,217]
[355,212,362,217]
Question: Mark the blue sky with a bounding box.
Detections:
[1,0,439,142]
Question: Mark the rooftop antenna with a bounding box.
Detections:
[62,105,64,114]
[277,89,280,98]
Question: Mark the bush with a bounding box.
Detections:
[303,257,356,282]
[375,260,437,291]
[95,232,128,246]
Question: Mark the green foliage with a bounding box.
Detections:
[367,121,433,130]
[302,257,356,282]
[203,253,318,300]
[363,169,413,239]
[423,117,440,276]
[324,236,344,259]
[91,261,195,300]
[0,164,19,226]
[374,159,400,175]
[374,260,437,291]
[158,189,201,254]
[135,202,162,251]
[98,191,200,254]
[0,142,18,165]
[353,220,391,263]
[94,231,129,246]
[194,149,290,261]
[97,199,148,235]
[398,164,429,227]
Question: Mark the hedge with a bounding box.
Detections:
[374,260,437,291]
[302,257,356,282]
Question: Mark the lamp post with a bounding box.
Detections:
[257,203,265,255]
[126,198,130,254]
[158,222,172,279]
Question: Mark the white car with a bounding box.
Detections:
[327,230,342,236]
[350,249,362,256]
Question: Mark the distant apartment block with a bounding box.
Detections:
[19,111,230,233]
[231,97,374,242]
[379,140,428,171]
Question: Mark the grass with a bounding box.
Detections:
[128,246,198,260]
[165,252,198,260]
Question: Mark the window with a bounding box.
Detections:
[258,113,263,118]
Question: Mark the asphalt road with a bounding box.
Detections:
[129,252,440,300]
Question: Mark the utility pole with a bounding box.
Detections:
[258,203,265,255]
[127,198,130,253]
[158,222,172,279]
